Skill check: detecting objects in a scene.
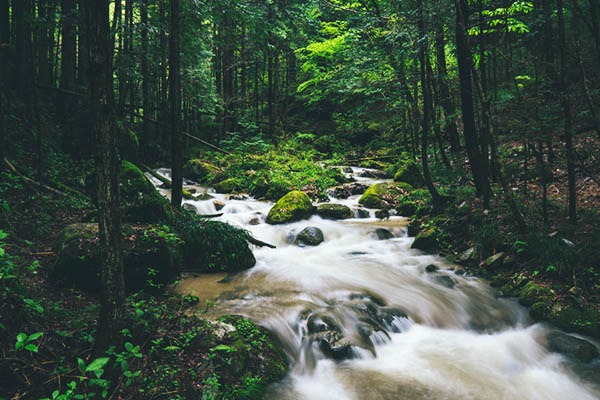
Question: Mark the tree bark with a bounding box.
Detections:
[0,0,10,90]
[140,0,150,140]
[557,0,577,223]
[434,25,460,152]
[169,0,182,208]
[454,0,491,205]
[77,0,89,87]
[417,0,444,208]
[86,0,125,352]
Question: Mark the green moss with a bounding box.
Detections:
[213,178,245,194]
[358,182,413,209]
[316,204,353,220]
[266,191,314,224]
[518,281,554,307]
[120,160,175,223]
[174,214,256,273]
[411,228,437,252]
[184,159,221,182]
[393,159,424,188]
[547,302,600,338]
[52,223,182,292]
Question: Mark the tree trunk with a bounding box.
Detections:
[86,0,125,353]
[77,0,89,87]
[37,0,50,86]
[454,0,491,206]
[434,25,460,151]
[557,0,577,223]
[140,0,150,141]
[1,0,10,90]
[60,0,77,91]
[418,0,444,208]
[169,0,182,208]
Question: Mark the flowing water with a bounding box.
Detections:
[149,168,600,400]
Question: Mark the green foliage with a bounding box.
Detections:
[15,331,43,353]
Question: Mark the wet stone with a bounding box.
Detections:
[371,228,394,240]
[295,227,325,247]
[182,203,198,213]
[425,264,439,273]
[434,275,457,289]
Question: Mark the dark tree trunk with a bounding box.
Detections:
[434,25,460,152]
[140,0,150,141]
[1,0,10,90]
[418,0,444,208]
[60,0,76,90]
[37,0,51,86]
[557,0,577,223]
[169,0,182,208]
[86,0,125,353]
[222,12,235,134]
[454,0,491,205]
[77,0,89,87]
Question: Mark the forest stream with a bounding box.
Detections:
[150,168,600,400]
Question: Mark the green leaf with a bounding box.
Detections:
[24,344,39,352]
[77,357,85,370]
[17,332,27,342]
[85,357,110,372]
[28,332,43,341]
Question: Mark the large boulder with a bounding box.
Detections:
[358,182,413,209]
[316,204,353,220]
[411,228,437,252]
[393,159,425,188]
[327,182,369,199]
[294,227,324,247]
[546,331,599,363]
[183,159,220,183]
[177,219,256,273]
[266,191,314,224]
[52,223,182,292]
[119,160,175,223]
[213,178,245,194]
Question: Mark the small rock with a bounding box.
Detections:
[295,227,325,247]
[425,264,439,273]
[434,275,456,289]
[481,252,505,269]
[182,203,198,213]
[356,208,370,218]
[411,229,437,252]
[342,167,353,173]
[317,203,353,220]
[459,247,476,262]
[229,194,248,201]
[375,209,390,219]
[249,217,261,225]
[213,200,225,211]
[372,228,394,240]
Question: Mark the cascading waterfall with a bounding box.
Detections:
[148,168,600,400]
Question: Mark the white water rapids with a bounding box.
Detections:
[149,168,600,400]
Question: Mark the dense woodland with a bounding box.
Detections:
[1,0,599,398]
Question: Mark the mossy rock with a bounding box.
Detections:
[316,204,353,220]
[518,281,554,307]
[546,331,599,362]
[87,160,175,223]
[212,315,288,393]
[52,223,182,292]
[411,228,437,252]
[266,191,314,224]
[393,159,424,188]
[175,218,256,273]
[546,302,600,338]
[184,159,221,182]
[358,182,413,209]
[213,178,245,194]
[119,160,175,223]
[117,124,140,163]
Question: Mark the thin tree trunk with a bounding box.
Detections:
[86,0,125,353]
[140,0,150,142]
[434,25,460,151]
[37,0,50,86]
[169,0,182,208]
[557,0,577,223]
[77,0,89,87]
[418,0,444,208]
